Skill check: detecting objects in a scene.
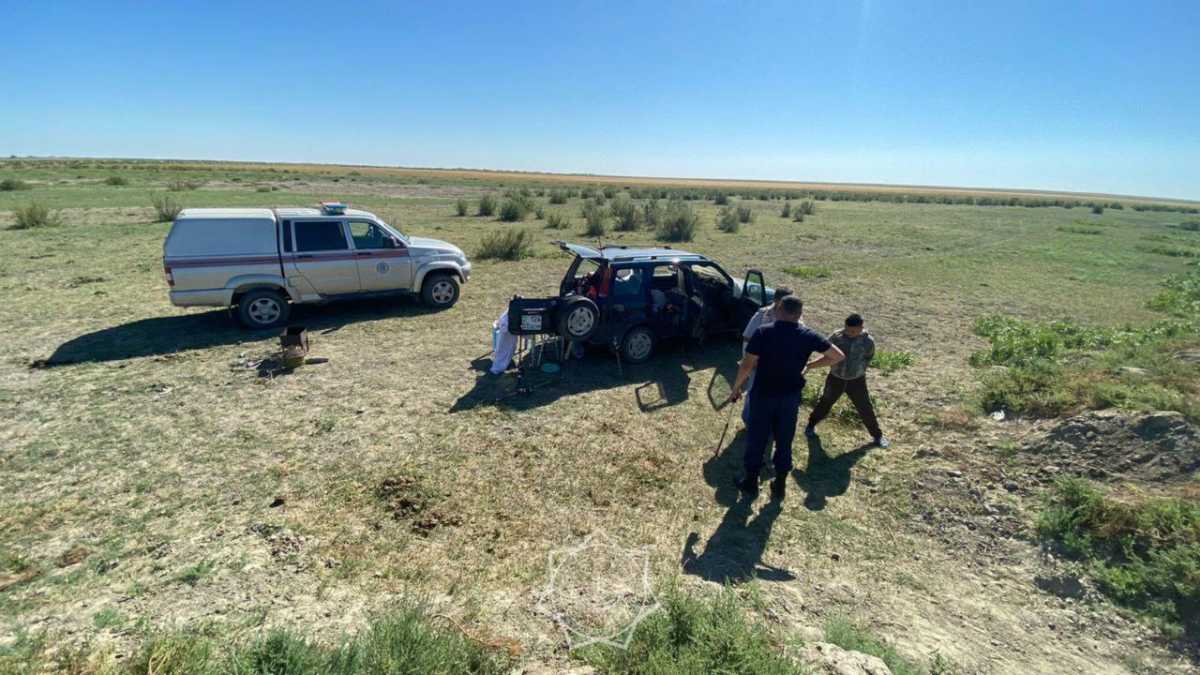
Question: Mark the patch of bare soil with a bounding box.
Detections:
[1019,410,1199,485]
[375,475,463,536]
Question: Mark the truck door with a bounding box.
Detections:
[288,220,361,295]
[347,220,413,291]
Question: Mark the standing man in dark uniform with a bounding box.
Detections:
[729,296,844,499]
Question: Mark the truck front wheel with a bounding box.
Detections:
[421,273,460,308]
[236,289,290,329]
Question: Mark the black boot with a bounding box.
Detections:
[770,475,787,501]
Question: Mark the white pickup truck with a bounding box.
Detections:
[163,202,471,328]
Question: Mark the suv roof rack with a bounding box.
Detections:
[599,243,672,250]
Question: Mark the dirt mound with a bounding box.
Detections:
[1022,410,1200,484]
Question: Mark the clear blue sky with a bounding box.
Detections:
[3,1,1198,199]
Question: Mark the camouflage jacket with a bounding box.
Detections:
[828,330,875,380]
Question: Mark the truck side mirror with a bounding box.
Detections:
[382,237,397,249]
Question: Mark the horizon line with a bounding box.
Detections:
[5,155,1198,205]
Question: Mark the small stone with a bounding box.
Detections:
[1003,481,1019,492]
[269,496,286,508]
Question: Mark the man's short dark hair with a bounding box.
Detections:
[773,286,793,301]
[779,295,804,316]
[845,313,864,327]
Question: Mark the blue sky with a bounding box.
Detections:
[3,1,1198,199]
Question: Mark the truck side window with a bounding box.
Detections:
[349,221,387,249]
[281,221,293,252]
[294,220,348,252]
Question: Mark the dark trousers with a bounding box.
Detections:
[745,390,801,478]
[807,374,882,438]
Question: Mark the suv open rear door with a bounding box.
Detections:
[736,269,768,327]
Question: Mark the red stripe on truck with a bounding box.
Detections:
[164,249,410,268]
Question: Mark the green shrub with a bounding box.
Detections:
[780,202,792,218]
[871,350,914,375]
[1038,477,1200,637]
[654,200,698,242]
[1057,225,1103,235]
[1139,244,1199,258]
[824,617,923,675]
[535,205,545,220]
[713,192,729,205]
[152,194,183,222]
[642,200,664,229]
[1179,220,1200,232]
[255,186,274,193]
[792,212,805,223]
[104,175,129,186]
[498,194,536,222]
[455,198,469,216]
[119,602,511,674]
[583,202,607,236]
[0,177,31,191]
[577,585,795,675]
[477,193,498,217]
[1091,204,1104,215]
[783,265,830,279]
[548,189,569,204]
[1150,260,1200,317]
[799,200,815,216]
[969,311,1199,420]
[716,206,740,233]
[12,202,61,229]
[476,228,534,261]
[736,204,754,224]
[609,196,642,231]
[545,212,570,229]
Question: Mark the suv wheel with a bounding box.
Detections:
[621,326,655,364]
[237,289,290,329]
[422,273,460,308]
[558,296,600,341]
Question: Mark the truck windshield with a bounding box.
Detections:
[377,219,409,244]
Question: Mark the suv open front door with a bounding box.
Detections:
[736,269,768,327]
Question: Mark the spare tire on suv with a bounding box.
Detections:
[557,295,600,341]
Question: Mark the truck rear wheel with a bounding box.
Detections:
[421,273,460,308]
[236,289,290,329]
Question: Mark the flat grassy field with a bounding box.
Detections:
[1,159,1198,673]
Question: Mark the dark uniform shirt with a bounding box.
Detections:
[746,320,833,397]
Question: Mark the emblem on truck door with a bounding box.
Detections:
[376,261,390,275]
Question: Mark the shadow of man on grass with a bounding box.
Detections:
[793,436,873,511]
[681,492,794,585]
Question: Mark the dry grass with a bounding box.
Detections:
[0,160,1195,672]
